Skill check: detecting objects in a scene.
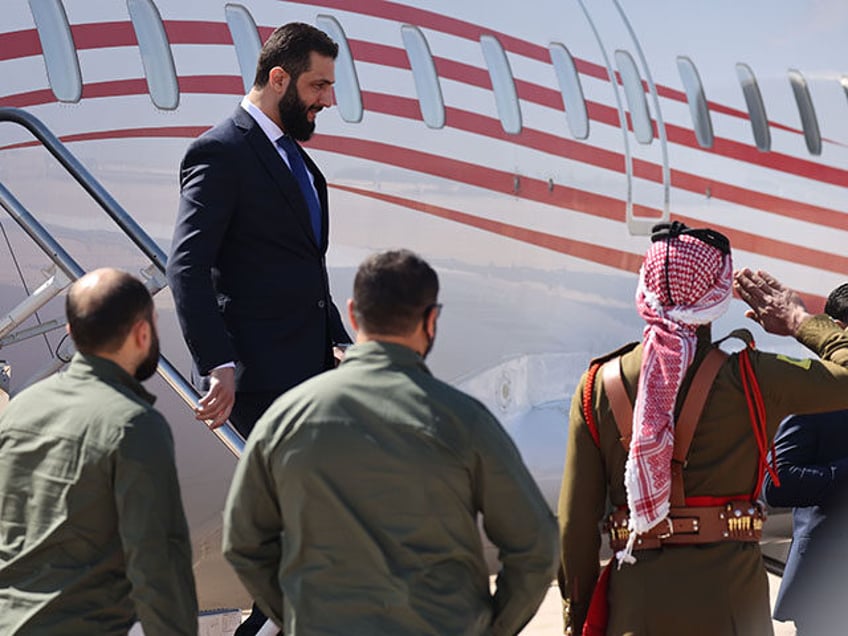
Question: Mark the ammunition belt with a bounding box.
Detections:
[606,501,765,551]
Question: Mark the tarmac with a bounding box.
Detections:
[520,571,796,635]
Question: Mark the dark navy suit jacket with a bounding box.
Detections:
[166,106,350,394]
[764,411,848,632]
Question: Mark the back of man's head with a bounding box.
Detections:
[825,283,848,323]
[66,269,153,355]
[353,250,439,336]
[254,22,338,87]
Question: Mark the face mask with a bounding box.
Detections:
[421,302,442,359]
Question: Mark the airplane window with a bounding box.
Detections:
[127,0,179,110]
[480,35,522,134]
[549,43,589,140]
[315,15,362,123]
[735,63,770,152]
[225,4,261,94]
[614,49,653,144]
[401,25,445,129]
[28,0,82,103]
[788,69,822,156]
[676,57,714,149]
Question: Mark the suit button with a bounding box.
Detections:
[317,300,326,309]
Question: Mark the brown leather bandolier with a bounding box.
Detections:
[601,347,765,552]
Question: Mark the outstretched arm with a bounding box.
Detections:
[733,268,811,337]
[167,138,239,427]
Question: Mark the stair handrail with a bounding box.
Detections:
[0,109,243,457]
[0,107,168,274]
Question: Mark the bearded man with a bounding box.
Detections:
[558,222,848,636]
[166,22,352,635]
[0,269,197,635]
[167,22,351,439]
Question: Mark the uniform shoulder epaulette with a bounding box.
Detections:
[581,342,639,448]
[588,341,640,367]
[714,328,756,350]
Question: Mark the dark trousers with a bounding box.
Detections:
[230,391,281,636]
[229,391,280,440]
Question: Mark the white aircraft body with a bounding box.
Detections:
[0,0,845,611]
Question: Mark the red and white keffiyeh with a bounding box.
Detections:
[618,233,732,565]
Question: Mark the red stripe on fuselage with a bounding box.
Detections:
[306,133,848,275]
[1,73,845,231]
[327,180,826,312]
[331,182,643,272]
[0,123,838,301]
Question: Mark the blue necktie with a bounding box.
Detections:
[277,135,322,244]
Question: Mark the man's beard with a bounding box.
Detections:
[135,323,160,382]
[279,80,317,141]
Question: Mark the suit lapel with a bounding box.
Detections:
[232,108,320,250]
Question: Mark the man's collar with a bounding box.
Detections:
[240,95,284,146]
[341,340,431,373]
[68,353,157,405]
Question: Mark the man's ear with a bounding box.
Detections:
[268,66,290,94]
[347,299,359,332]
[132,318,151,350]
[425,306,438,339]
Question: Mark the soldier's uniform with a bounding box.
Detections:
[0,353,197,635]
[558,316,848,636]
[225,340,558,635]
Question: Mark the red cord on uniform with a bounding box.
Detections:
[738,348,780,497]
[583,363,602,448]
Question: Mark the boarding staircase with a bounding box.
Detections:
[0,106,243,457]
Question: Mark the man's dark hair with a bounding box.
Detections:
[825,283,848,323]
[254,22,338,88]
[66,270,154,354]
[353,250,439,336]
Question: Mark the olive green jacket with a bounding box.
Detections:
[559,316,848,636]
[224,341,558,635]
[0,353,197,635]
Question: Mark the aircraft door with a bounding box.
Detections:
[578,0,670,235]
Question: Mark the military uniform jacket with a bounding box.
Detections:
[224,341,558,636]
[0,354,197,635]
[558,316,848,636]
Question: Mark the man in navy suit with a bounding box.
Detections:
[167,22,351,440]
[764,282,848,636]
[167,24,351,634]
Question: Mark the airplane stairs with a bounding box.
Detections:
[0,106,250,634]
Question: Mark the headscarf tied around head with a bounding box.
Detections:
[619,222,732,564]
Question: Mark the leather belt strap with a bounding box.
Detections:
[602,361,632,448]
[670,348,727,505]
[602,348,729,506]
[606,501,765,551]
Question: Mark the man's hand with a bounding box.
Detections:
[733,268,810,337]
[195,366,235,428]
[333,345,348,368]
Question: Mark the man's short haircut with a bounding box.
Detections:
[825,283,848,323]
[353,250,439,336]
[66,271,154,354]
[254,22,338,88]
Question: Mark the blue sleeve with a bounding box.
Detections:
[166,135,239,374]
[764,412,848,508]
